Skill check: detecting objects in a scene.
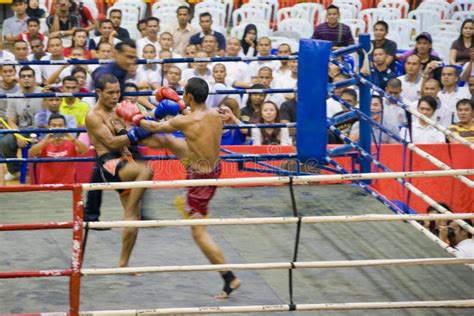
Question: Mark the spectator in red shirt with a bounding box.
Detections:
[63,28,91,59]
[29,113,88,184]
[17,17,47,51]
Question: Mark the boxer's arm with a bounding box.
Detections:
[139,114,188,133]
[85,114,131,150]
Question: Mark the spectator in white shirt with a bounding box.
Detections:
[382,78,408,143]
[247,37,280,77]
[164,65,183,92]
[181,51,212,85]
[327,73,353,117]
[224,37,249,82]
[437,66,472,120]
[158,32,185,71]
[40,37,66,85]
[88,42,113,73]
[137,18,147,39]
[136,17,161,58]
[28,36,50,61]
[183,43,198,70]
[400,96,446,144]
[412,79,452,127]
[251,101,292,145]
[201,34,218,58]
[273,43,292,82]
[138,43,162,90]
[398,54,423,103]
[439,219,474,258]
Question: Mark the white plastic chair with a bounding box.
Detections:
[195,7,227,30]
[407,9,441,33]
[432,35,454,64]
[276,7,307,26]
[418,2,451,19]
[242,2,273,27]
[333,0,362,11]
[268,36,299,53]
[294,2,325,27]
[195,1,226,14]
[386,31,401,48]
[451,11,474,21]
[386,19,420,49]
[122,22,140,40]
[336,3,359,19]
[450,0,474,15]
[438,19,462,33]
[249,0,279,26]
[358,8,393,32]
[204,0,234,27]
[232,7,266,27]
[155,12,177,28]
[115,0,147,19]
[340,19,366,40]
[278,18,313,39]
[108,5,140,25]
[377,0,409,19]
[230,21,271,38]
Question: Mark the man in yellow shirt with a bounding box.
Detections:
[449,99,474,143]
[59,76,89,127]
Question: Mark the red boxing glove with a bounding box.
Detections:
[155,86,180,103]
[115,100,145,125]
[178,100,186,110]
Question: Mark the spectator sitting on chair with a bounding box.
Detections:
[190,12,226,56]
[397,54,423,103]
[241,84,266,124]
[280,93,297,144]
[166,5,197,56]
[2,0,29,43]
[59,76,89,128]
[46,0,81,39]
[224,37,249,82]
[247,37,279,77]
[26,0,45,19]
[0,65,19,123]
[273,43,292,83]
[0,66,43,181]
[361,47,396,91]
[251,101,292,145]
[381,78,408,143]
[35,86,77,129]
[329,88,359,144]
[136,17,161,58]
[64,29,91,59]
[29,113,88,184]
[437,65,472,120]
[412,78,452,128]
[108,8,130,41]
[421,202,451,238]
[399,32,441,72]
[136,18,147,39]
[89,19,121,59]
[449,19,473,66]
[240,24,258,57]
[461,48,473,83]
[27,36,50,61]
[439,219,474,258]
[138,44,162,90]
[164,65,183,92]
[371,21,397,71]
[448,99,474,143]
[311,4,354,50]
[400,95,446,144]
[18,17,47,52]
[219,98,248,145]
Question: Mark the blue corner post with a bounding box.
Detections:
[296,39,331,164]
[358,33,372,181]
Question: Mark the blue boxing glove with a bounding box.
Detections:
[153,99,185,120]
[127,126,153,144]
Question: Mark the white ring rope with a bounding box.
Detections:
[81,169,474,191]
[406,143,474,188]
[81,300,474,315]
[81,258,474,276]
[86,213,474,229]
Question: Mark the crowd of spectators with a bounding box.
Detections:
[0,0,473,184]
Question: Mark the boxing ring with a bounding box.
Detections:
[1,35,474,315]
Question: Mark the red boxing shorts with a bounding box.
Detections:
[181,162,221,217]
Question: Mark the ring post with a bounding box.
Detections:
[296,39,331,163]
[358,33,372,181]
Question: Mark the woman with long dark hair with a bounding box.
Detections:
[449,19,473,66]
[252,101,291,145]
[63,29,91,59]
[240,24,258,57]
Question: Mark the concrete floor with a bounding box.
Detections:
[0,184,473,315]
